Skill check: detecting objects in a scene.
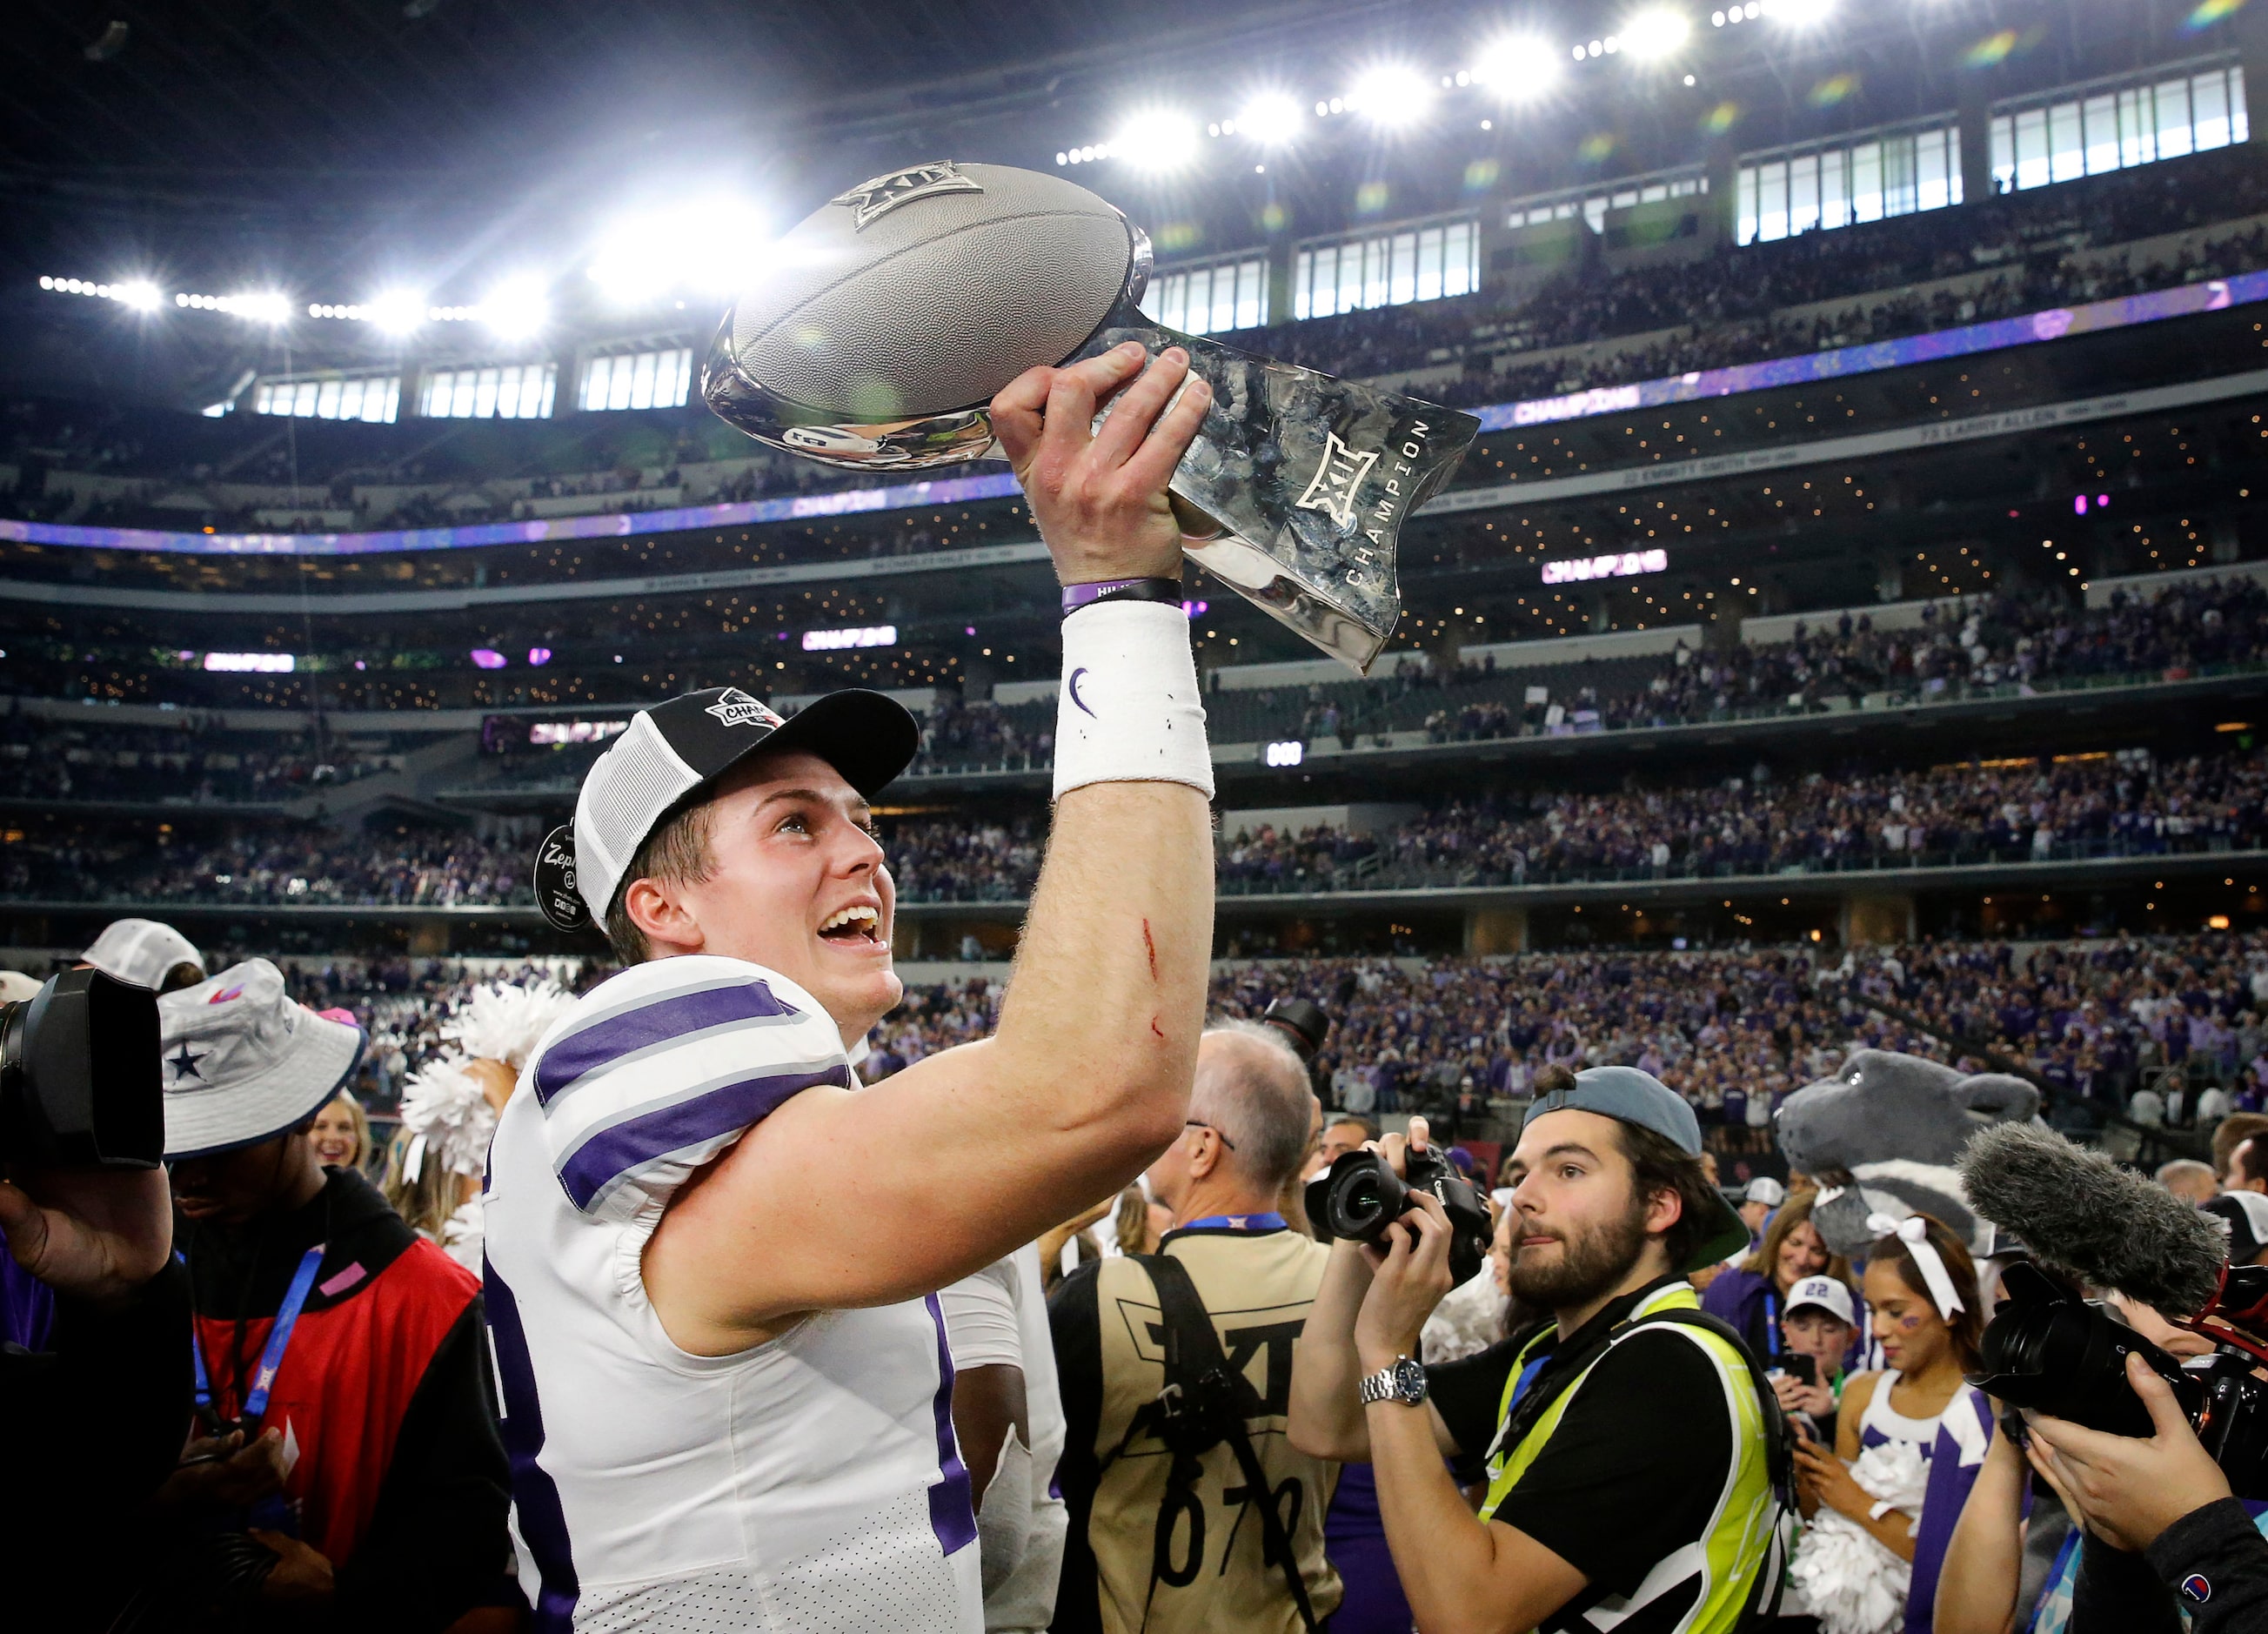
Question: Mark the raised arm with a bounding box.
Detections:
[646,343,1218,1349]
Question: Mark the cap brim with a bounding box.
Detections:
[719,688,920,799]
[1687,1192,1756,1274]
[164,1016,366,1161]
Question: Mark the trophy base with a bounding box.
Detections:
[1075,308,1480,674]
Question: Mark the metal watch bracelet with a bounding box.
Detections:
[1359,1356,1428,1408]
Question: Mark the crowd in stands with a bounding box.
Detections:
[10,148,2268,537]
[1264,144,2268,405]
[894,741,2265,901]
[9,736,2260,908]
[169,927,2263,1142]
[1385,579,2268,744]
[3,822,537,907]
[0,710,403,803]
[859,930,2268,1141]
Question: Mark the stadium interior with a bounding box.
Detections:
[3,0,2265,1181]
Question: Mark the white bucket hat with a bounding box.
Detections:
[84,918,205,992]
[159,959,365,1160]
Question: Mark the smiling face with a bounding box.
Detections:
[1775,1218,1830,1291]
[624,748,900,1044]
[309,1099,362,1167]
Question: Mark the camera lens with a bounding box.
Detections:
[0,968,163,1169]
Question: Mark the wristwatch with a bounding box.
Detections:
[1358,1356,1428,1408]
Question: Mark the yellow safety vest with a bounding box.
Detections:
[1480,1282,1783,1634]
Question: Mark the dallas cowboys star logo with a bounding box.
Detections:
[829,160,983,231]
[167,1042,209,1082]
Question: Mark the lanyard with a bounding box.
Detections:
[192,1243,324,1425]
[1180,1212,1286,1232]
[1763,1291,1781,1357]
[1507,1354,1549,1410]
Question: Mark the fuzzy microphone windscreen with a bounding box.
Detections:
[1960,1122,2228,1317]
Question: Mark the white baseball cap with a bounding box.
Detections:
[83,918,205,992]
[1784,1275,1857,1327]
[535,685,920,933]
[1744,1176,1787,1208]
[159,959,365,1160]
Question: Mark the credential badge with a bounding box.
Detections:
[1293,432,1382,530]
[704,687,786,730]
[830,161,985,231]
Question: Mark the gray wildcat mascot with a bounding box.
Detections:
[1776,1048,2042,1258]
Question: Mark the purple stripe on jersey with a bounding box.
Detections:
[534,980,802,1108]
[923,1292,978,1555]
[555,1062,850,1212]
[483,1258,580,1632]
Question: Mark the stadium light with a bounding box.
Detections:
[589,198,769,305]
[1621,6,1694,58]
[479,274,550,338]
[1348,64,1435,128]
[116,279,163,313]
[1232,92,1305,147]
[366,288,425,336]
[1472,34,1563,101]
[1113,108,1201,171]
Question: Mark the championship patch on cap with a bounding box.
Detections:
[703,687,785,730]
[2181,1573,2211,1604]
[533,824,591,933]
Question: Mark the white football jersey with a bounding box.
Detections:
[482,955,982,1631]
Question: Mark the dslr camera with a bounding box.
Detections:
[1973,1260,2268,1498]
[1305,1144,1493,1288]
[0,967,164,1170]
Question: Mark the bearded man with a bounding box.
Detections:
[1289,1068,1786,1634]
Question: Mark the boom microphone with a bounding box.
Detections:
[1959,1122,2227,1317]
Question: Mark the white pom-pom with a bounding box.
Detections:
[443,978,579,1072]
[398,1053,498,1178]
[1785,1439,1928,1634]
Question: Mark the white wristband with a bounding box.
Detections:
[1053,599,1214,801]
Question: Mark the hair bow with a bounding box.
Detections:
[1866,1211,1964,1323]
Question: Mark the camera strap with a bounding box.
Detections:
[1101,1251,1320,1634]
[1485,1303,1796,1633]
[191,1242,324,1426]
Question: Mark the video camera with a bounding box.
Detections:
[1975,1260,2268,1498]
[0,968,164,1170]
[1304,1143,1493,1288]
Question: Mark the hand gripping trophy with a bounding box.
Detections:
[700,159,1480,673]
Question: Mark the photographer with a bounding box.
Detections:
[2024,1352,2268,1634]
[0,1143,188,1627]
[1288,1066,1777,1634]
[1051,1025,1341,1633]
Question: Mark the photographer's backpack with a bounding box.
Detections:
[1489,1305,1798,1632]
[1097,1252,1320,1634]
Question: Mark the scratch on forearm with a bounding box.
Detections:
[1142,917,1158,981]
[1152,1016,1165,1039]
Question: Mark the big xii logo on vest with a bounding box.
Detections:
[1292,422,1438,592]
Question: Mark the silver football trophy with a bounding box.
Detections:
[700,160,1480,673]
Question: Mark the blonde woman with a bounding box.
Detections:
[310,1092,371,1171]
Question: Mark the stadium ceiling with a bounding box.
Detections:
[1,0,1486,186]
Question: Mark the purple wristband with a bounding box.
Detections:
[1060,576,1185,618]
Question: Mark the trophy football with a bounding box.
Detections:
[700,160,1480,673]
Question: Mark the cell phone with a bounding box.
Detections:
[1775,1354,1816,1386]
